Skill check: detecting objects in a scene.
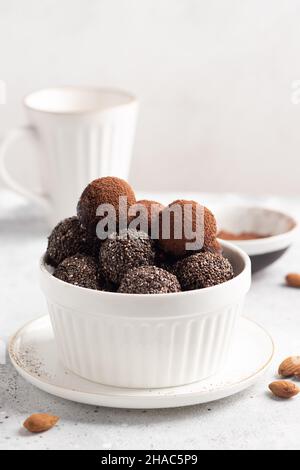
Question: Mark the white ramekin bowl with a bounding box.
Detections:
[39,240,251,389]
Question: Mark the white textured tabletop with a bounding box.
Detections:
[1,190,300,450]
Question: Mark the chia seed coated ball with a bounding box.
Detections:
[77,176,136,233]
[99,228,156,285]
[176,251,234,291]
[129,199,164,234]
[118,266,181,294]
[54,254,102,290]
[46,217,88,267]
[157,200,217,258]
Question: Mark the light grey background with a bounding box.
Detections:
[0,0,300,196]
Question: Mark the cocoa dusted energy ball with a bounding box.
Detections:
[157,200,217,258]
[77,176,136,233]
[129,199,164,234]
[46,216,88,267]
[176,251,234,290]
[54,254,101,290]
[118,266,181,294]
[99,229,156,285]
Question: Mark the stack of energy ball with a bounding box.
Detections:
[46,177,234,294]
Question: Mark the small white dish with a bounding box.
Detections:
[9,315,274,409]
[215,206,298,272]
[39,240,251,389]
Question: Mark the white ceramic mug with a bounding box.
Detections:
[0,87,138,226]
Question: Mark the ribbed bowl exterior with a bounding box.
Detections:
[40,241,251,389]
[47,302,242,388]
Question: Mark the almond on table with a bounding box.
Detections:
[269,381,299,399]
[23,413,59,433]
[285,273,300,288]
[278,356,300,377]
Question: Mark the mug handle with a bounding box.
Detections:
[0,126,50,211]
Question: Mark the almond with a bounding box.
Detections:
[286,273,300,288]
[278,356,300,377]
[23,413,59,433]
[269,381,299,399]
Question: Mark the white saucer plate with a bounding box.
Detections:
[9,316,274,409]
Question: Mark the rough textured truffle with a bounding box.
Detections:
[46,217,88,267]
[129,199,164,234]
[176,251,234,290]
[157,200,217,258]
[99,229,156,285]
[77,176,136,233]
[118,266,181,294]
[54,254,101,290]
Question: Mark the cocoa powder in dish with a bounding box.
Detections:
[218,230,270,241]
